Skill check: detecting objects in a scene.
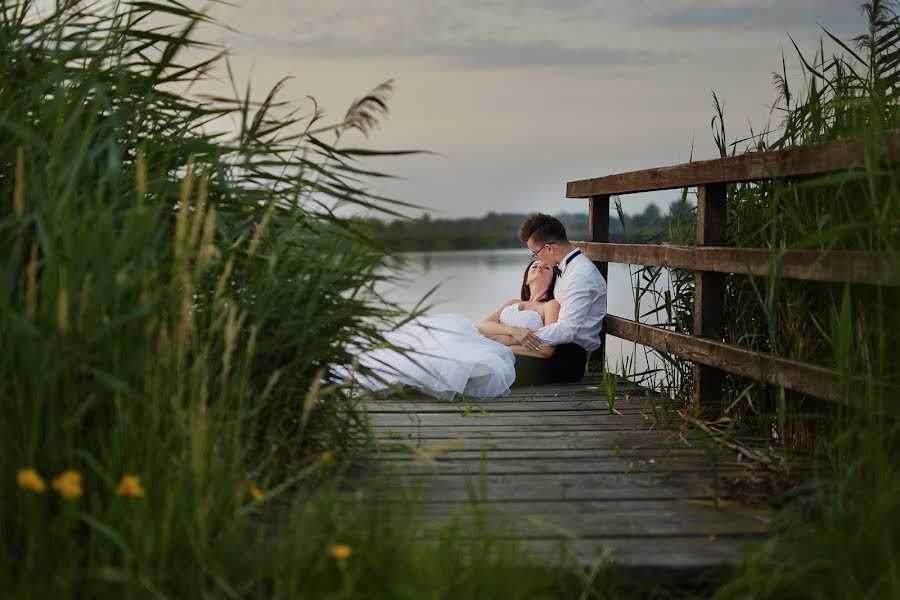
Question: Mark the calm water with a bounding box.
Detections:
[380,249,667,374]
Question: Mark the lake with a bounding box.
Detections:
[380,248,669,377]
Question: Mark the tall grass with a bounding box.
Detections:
[621,2,900,596]
[0,2,603,597]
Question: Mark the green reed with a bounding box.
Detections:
[616,2,900,596]
[0,2,610,597]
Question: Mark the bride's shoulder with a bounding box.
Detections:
[542,299,561,316]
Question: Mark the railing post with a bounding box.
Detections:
[589,195,610,371]
[693,184,727,411]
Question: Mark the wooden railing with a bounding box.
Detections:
[569,131,900,412]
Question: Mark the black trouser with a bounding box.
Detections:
[512,343,587,387]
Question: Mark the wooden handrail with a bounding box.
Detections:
[574,242,899,286]
[605,316,898,415]
[573,133,900,409]
[604,316,845,405]
[567,130,900,197]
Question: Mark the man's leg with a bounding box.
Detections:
[512,355,554,387]
[546,344,588,383]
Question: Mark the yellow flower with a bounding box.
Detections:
[51,470,82,500]
[319,451,333,465]
[248,483,264,500]
[17,468,46,493]
[116,475,144,497]
[330,544,352,560]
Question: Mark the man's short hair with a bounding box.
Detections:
[518,213,568,245]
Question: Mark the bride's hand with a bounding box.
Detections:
[509,327,542,351]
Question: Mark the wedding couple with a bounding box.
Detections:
[344,213,608,400]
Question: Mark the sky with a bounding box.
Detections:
[201,0,865,219]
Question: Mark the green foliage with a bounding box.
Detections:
[619,2,900,597]
[0,2,681,597]
[359,204,690,252]
[0,1,538,596]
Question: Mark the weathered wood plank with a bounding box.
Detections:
[694,184,728,411]
[374,448,746,461]
[605,315,847,404]
[373,427,655,437]
[518,537,762,574]
[374,429,687,443]
[364,395,658,409]
[407,505,770,537]
[400,497,767,517]
[589,194,610,368]
[362,402,654,414]
[376,432,679,452]
[374,472,733,502]
[575,242,899,286]
[364,378,773,577]
[566,130,900,197]
[369,412,652,426]
[378,458,745,476]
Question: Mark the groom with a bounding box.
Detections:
[513,213,607,385]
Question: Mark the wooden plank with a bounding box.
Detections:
[362,375,775,579]
[408,535,763,574]
[604,315,854,406]
[363,402,654,414]
[372,421,652,431]
[693,184,727,411]
[373,426,686,439]
[374,433,684,445]
[589,194,610,371]
[379,458,745,476]
[374,428,657,440]
[368,409,653,420]
[409,509,769,538]
[376,436,689,452]
[369,411,651,426]
[516,537,762,575]
[566,130,900,197]
[378,391,653,403]
[588,195,610,280]
[374,448,748,460]
[375,472,732,502]
[574,242,899,286]
[392,497,769,516]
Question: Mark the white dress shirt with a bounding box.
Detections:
[534,248,607,352]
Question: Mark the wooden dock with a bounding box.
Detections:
[363,377,772,581]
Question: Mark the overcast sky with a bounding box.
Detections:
[205,0,865,219]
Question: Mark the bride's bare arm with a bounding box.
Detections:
[484,333,517,345]
[476,299,520,338]
[510,344,555,358]
[510,301,561,358]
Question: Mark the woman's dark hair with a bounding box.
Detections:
[520,261,556,302]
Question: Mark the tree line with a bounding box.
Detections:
[358,201,694,252]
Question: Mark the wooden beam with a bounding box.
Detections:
[573,243,899,287]
[566,130,900,197]
[588,195,610,373]
[588,195,610,281]
[693,184,727,410]
[603,316,883,411]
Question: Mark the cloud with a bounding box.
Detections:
[257,34,659,69]
[644,0,862,33]
[229,0,665,69]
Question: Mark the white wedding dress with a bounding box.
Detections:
[336,305,544,400]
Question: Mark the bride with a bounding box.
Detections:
[337,260,560,400]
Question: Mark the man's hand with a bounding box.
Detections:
[509,327,543,351]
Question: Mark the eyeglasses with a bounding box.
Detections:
[530,242,556,259]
